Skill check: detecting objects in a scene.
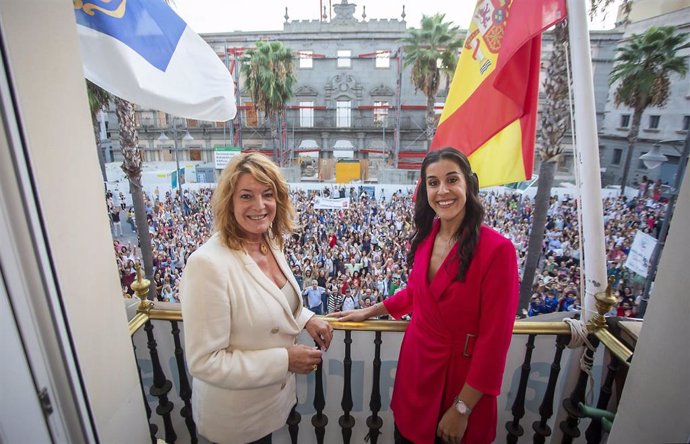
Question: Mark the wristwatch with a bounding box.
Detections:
[454,396,472,416]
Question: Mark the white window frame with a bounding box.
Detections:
[336,101,351,128]
[300,101,314,128]
[299,50,313,69]
[375,50,390,68]
[434,101,445,115]
[373,101,389,125]
[648,114,660,129]
[337,50,352,68]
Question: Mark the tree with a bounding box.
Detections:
[242,41,295,165]
[610,26,688,193]
[115,98,158,300]
[86,80,110,183]
[517,22,571,314]
[85,81,157,299]
[401,14,462,145]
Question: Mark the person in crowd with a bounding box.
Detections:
[330,148,519,444]
[120,260,136,296]
[110,158,657,319]
[327,283,344,313]
[341,288,359,311]
[180,153,333,444]
[529,293,545,317]
[110,203,123,237]
[160,283,175,302]
[302,279,327,315]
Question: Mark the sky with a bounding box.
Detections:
[172,0,622,34]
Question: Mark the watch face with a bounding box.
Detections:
[455,400,470,415]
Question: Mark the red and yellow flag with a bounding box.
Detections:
[430,0,567,187]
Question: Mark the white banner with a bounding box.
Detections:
[214,146,241,170]
[314,197,350,210]
[625,230,657,277]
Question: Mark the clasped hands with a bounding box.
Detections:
[288,316,333,374]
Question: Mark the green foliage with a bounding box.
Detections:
[86,79,110,120]
[401,13,463,99]
[610,26,688,109]
[589,0,631,23]
[241,40,295,118]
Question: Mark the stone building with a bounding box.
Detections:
[101,0,685,188]
[598,3,690,189]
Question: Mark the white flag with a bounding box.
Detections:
[75,0,236,122]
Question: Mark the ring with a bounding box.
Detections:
[312,364,318,372]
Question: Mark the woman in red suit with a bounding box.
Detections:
[331,148,519,443]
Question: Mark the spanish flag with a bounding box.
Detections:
[430,0,567,187]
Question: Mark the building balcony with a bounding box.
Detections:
[128,276,634,444]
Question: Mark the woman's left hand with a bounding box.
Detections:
[305,316,334,351]
[436,407,468,444]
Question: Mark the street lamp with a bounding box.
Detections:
[157,116,194,193]
[639,144,669,170]
[637,134,690,317]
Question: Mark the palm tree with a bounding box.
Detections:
[610,26,688,193]
[401,14,463,146]
[241,41,295,165]
[115,98,158,300]
[86,80,110,183]
[517,22,571,314]
[85,81,157,300]
[517,0,636,314]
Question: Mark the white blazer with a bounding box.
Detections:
[180,233,313,443]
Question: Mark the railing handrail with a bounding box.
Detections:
[128,303,633,364]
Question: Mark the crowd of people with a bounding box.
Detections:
[108,181,669,318]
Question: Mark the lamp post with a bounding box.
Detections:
[637,132,690,317]
[158,116,194,194]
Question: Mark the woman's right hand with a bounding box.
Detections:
[287,344,323,374]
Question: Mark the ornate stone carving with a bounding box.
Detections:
[295,85,319,97]
[369,84,395,97]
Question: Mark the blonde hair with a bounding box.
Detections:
[212,153,295,250]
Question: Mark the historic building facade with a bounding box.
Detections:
[100,1,687,188]
[597,4,690,189]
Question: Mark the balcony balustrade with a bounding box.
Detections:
[127,270,633,444]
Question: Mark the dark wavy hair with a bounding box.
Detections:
[407,148,484,282]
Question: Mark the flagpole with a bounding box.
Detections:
[566,0,608,323]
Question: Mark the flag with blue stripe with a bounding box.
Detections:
[75,0,236,121]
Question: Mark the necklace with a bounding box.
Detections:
[245,239,269,255]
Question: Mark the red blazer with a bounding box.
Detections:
[384,222,519,444]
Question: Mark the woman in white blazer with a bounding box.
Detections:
[181,153,333,444]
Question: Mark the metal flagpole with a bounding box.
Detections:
[566,0,608,323]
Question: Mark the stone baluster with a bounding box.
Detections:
[171,320,196,443]
[339,330,355,442]
[584,354,620,443]
[365,331,383,443]
[532,335,569,443]
[132,265,177,443]
[311,341,328,444]
[506,334,536,443]
[286,404,301,444]
[130,264,158,443]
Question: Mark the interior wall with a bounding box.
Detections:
[609,162,690,442]
[0,0,148,441]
